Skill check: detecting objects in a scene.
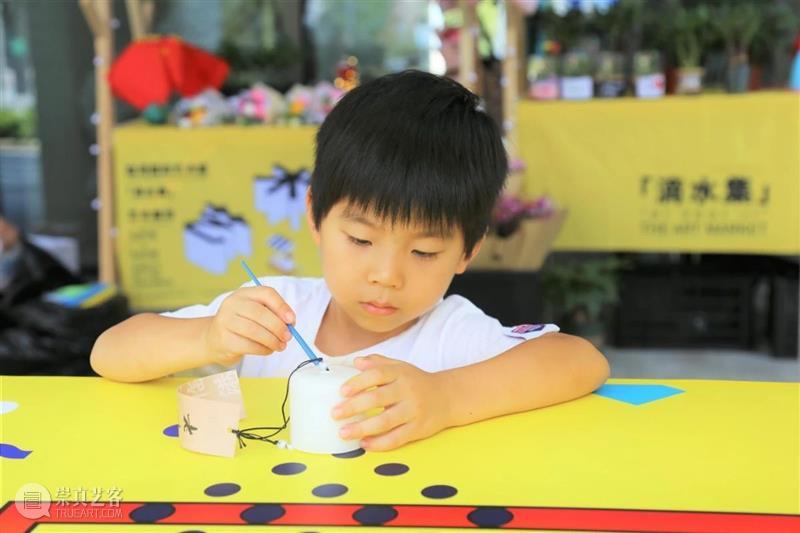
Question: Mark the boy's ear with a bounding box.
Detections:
[455,235,485,274]
[305,188,321,245]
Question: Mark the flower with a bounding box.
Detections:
[492,195,556,237]
[232,84,286,124]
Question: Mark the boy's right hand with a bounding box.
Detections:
[202,286,295,366]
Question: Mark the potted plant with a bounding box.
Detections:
[527,53,560,100]
[547,6,589,54]
[594,51,625,97]
[590,0,640,97]
[0,108,42,233]
[670,4,710,94]
[541,257,624,347]
[633,50,665,98]
[217,38,302,94]
[0,109,35,139]
[751,0,799,88]
[560,51,594,100]
[468,194,566,272]
[711,2,762,93]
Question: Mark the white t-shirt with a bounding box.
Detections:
[162,276,559,378]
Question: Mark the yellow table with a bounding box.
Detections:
[1,376,798,532]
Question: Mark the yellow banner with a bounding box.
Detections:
[113,124,320,310]
[516,92,800,254]
[115,94,799,308]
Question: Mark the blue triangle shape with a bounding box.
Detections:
[594,384,684,405]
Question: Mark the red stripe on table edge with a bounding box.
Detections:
[0,501,798,532]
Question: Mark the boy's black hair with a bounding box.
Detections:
[311,70,507,256]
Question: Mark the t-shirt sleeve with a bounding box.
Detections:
[158,276,299,378]
[426,295,559,371]
[160,289,235,320]
[159,275,300,319]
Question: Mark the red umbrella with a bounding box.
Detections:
[109,36,229,110]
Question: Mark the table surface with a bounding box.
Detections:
[1,376,798,532]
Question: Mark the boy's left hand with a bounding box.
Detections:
[332,354,450,452]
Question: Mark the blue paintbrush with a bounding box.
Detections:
[241,260,327,370]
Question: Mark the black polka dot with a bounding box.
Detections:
[129,503,175,523]
[353,505,398,526]
[312,483,348,498]
[468,507,514,527]
[271,462,307,475]
[204,483,241,497]
[240,504,285,524]
[421,484,458,499]
[374,463,409,476]
[332,448,365,459]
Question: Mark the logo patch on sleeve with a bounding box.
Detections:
[503,323,559,340]
[511,324,545,334]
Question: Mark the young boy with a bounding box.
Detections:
[91,70,609,452]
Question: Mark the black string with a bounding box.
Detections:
[231,358,323,449]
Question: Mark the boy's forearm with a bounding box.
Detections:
[439,333,610,428]
[90,313,214,383]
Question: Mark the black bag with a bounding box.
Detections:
[0,241,130,375]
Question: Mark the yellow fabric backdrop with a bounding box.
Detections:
[113,93,800,308]
[516,92,800,254]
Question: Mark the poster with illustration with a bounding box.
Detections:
[184,205,252,274]
[114,125,320,310]
[254,165,311,231]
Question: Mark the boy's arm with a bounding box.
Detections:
[440,332,609,427]
[335,333,609,451]
[90,286,297,383]
[90,313,216,383]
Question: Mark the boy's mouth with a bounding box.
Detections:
[360,301,398,316]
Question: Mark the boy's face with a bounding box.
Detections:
[307,194,480,334]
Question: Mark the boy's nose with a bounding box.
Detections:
[367,257,404,289]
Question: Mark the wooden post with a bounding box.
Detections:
[502,0,522,147]
[458,0,477,92]
[80,0,116,283]
[125,0,154,40]
[502,0,524,195]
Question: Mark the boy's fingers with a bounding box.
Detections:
[242,286,295,323]
[339,404,407,440]
[226,331,274,357]
[340,367,396,397]
[235,299,292,343]
[360,421,414,452]
[333,382,401,420]
[230,316,286,353]
[354,354,393,370]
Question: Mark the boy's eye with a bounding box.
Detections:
[412,250,439,259]
[348,235,371,247]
